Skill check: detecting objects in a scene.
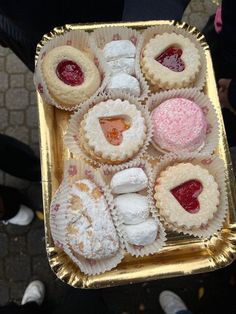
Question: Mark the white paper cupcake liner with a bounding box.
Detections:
[146,88,220,157]
[101,159,166,257]
[91,26,149,101]
[139,23,207,91]
[152,152,228,238]
[50,159,124,275]
[64,91,153,168]
[34,29,110,111]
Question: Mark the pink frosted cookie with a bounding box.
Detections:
[151,98,207,152]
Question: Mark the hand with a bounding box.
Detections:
[218,78,232,109]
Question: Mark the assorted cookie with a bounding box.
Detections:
[44,25,226,276]
[66,179,119,260]
[111,167,161,251]
[141,33,201,90]
[154,163,220,233]
[151,98,207,153]
[102,39,141,96]
[41,45,101,108]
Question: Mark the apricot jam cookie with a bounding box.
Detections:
[81,99,147,162]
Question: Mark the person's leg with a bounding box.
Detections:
[0,134,41,182]
[159,290,193,314]
[122,0,190,21]
[0,185,34,224]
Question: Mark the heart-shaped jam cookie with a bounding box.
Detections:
[99,116,130,146]
[56,60,84,86]
[171,180,203,213]
[155,47,185,72]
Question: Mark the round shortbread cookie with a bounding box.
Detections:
[42,45,101,107]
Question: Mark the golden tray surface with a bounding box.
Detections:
[36,20,236,288]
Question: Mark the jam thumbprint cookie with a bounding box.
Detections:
[42,45,101,108]
[154,163,219,230]
[141,33,201,89]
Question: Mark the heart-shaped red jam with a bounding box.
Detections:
[155,47,185,72]
[99,116,130,146]
[56,60,84,86]
[171,180,203,213]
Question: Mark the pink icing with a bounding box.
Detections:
[151,98,207,152]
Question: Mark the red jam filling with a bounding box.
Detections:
[170,180,203,213]
[56,60,84,86]
[155,47,185,72]
[99,117,130,146]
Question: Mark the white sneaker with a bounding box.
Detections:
[159,290,188,314]
[5,205,34,226]
[21,280,45,306]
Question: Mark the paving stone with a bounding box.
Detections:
[25,72,35,91]
[10,111,25,126]
[5,255,31,281]
[26,106,39,127]
[27,228,45,255]
[0,57,4,71]
[30,91,37,105]
[4,223,30,236]
[190,0,205,12]
[9,236,27,254]
[6,88,29,110]
[31,128,39,144]
[0,108,9,130]
[5,126,29,144]
[0,280,9,305]
[10,282,27,303]
[0,233,8,257]
[10,74,24,87]
[0,46,9,57]
[0,259,4,277]
[0,72,9,92]
[189,12,209,31]
[0,93,4,107]
[6,53,28,74]
[203,0,218,14]
[32,255,52,283]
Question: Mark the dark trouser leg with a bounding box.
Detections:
[122,0,190,21]
[0,185,21,220]
[0,302,42,314]
[0,134,41,182]
[52,289,110,314]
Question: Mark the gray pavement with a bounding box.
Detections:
[2,1,236,313]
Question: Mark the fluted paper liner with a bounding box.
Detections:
[50,159,124,275]
[153,152,228,238]
[146,88,220,157]
[64,92,153,167]
[91,26,149,100]
[101,159,166,257]
[34,29,110,111]
[139,23,207,91]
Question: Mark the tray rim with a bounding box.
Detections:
[36,20,236,289]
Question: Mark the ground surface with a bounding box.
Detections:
[2,1,236,313]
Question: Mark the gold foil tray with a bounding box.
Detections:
[36,21,236,288]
